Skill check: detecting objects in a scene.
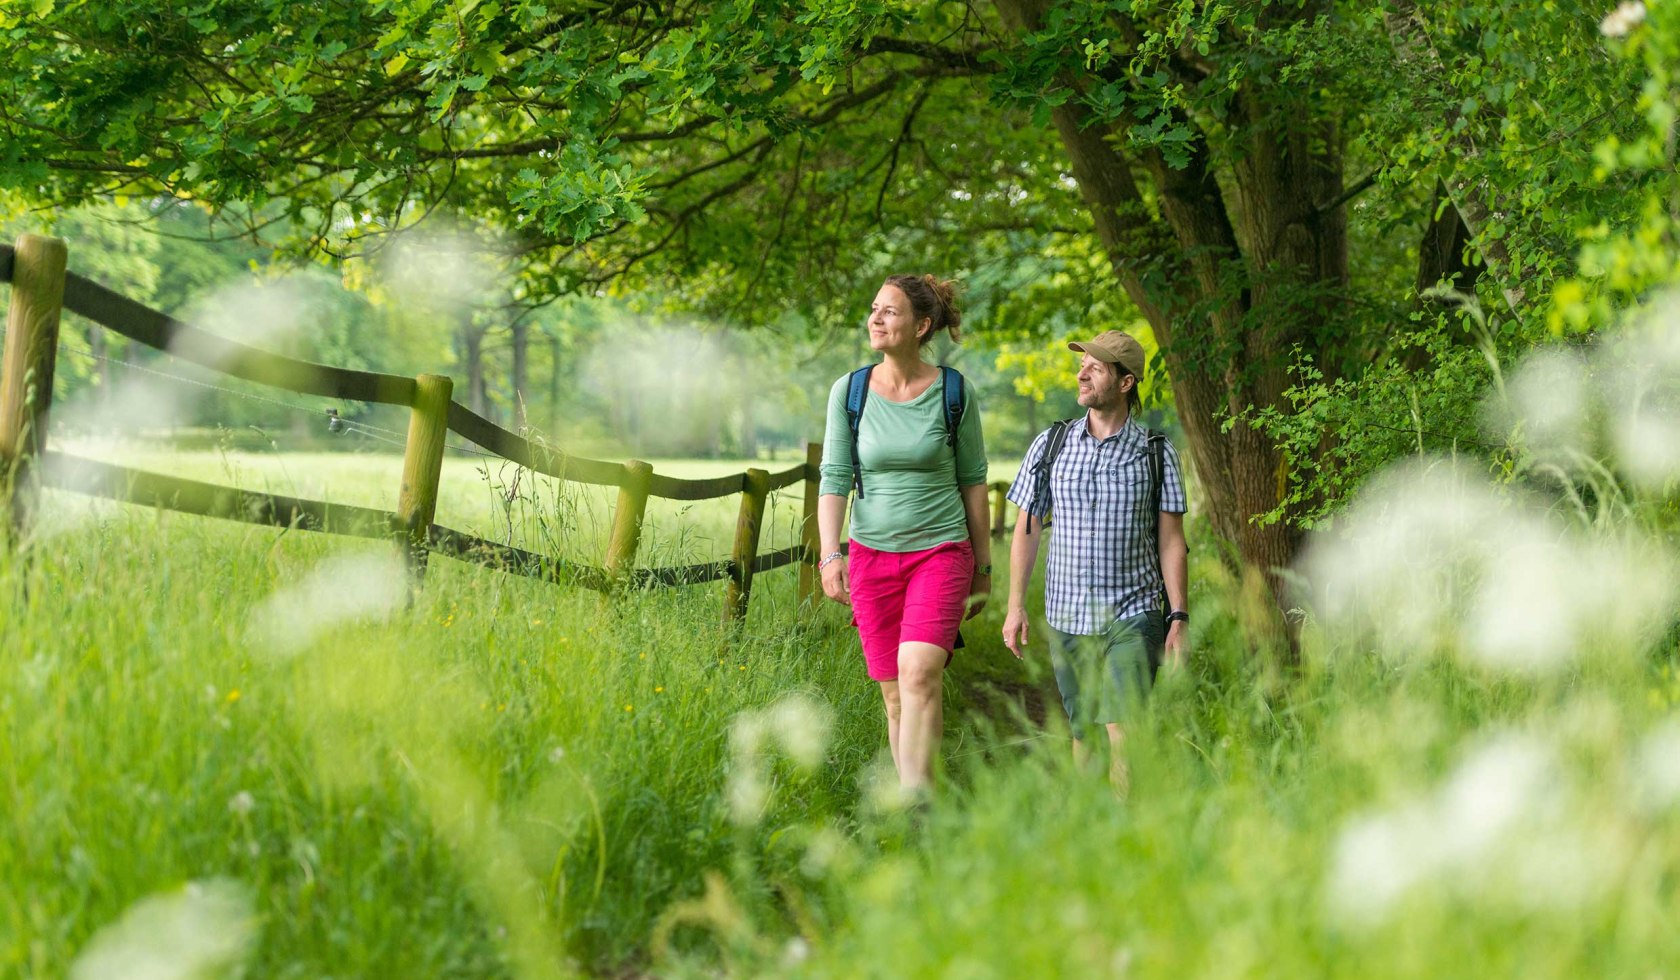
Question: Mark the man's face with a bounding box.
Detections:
[1076,354,1130,410]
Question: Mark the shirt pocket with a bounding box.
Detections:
[1101,453,1151,488]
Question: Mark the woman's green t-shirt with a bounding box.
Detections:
[819,370,987,552]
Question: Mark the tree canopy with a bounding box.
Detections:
[2,0,1657,630]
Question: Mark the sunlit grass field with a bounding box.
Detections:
[6,450,1680,978]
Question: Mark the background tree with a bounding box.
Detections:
[0,0,1648,631]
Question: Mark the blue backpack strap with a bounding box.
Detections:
[844,365,873,498]
[939,365,965,449]
[1025,418,1076,535]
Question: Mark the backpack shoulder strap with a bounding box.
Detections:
[1146,428,1170,612]
[939,365,965,449]
[1147,428,1167,518]
[844,366,873,498]
[1024,417,1078,535]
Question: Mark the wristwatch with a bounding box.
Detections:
[975,563,992,576]
[1165,609,1189,626]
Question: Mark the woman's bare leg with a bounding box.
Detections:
[896,641,947,792]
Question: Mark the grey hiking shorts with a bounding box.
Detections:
[1045,611,1165,731]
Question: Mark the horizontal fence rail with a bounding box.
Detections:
[40,451,401,538]
[60,270,419,407]
[2,234,1028,626]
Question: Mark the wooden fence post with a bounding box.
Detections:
[797,441,822,611]
[724,467,770,626]
[604,459,652,588]
[396,373,452,587]
[991,483,1008,537]
[0,234,68,544]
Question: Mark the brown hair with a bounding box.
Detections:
[883,274,962,346]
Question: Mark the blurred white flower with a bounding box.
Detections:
[1300,459,1673,673]
[247,553,408,657]
[175,277,312,361]
[1632,718,1680,811]
[725,695,834,825]
[1601,1,1647,37]
[1328,734,1559,924]
[783,937,811,964]
[379,228,501,320]
[725,766,769,826]
[1480,347,1592,462]
[227,791,255,816]
[1604,296,1680,488]
[763,695,834,771]
[69,878,257,980]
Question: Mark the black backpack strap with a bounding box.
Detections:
[939,365,964,449]
[1147,428,1169,612]
[844,366,873,498]
[1147,429,1166,517]
[1025,418,1076,535]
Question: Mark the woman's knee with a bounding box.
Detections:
[879,682,902,718]
[897,644,946,698]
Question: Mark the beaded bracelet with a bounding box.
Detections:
[818,551,844,570]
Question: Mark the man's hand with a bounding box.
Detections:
[965,571,991,620]
[1163,619,1188,669]
[1001,605,1030,659]
[821,558,850,605]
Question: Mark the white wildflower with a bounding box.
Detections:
[1632,718,1680,811]
[1601,1,1647,37]
[69,879,257,980]
[1327,734,1558,924]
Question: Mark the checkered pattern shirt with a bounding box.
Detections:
[1006,416,1187,635]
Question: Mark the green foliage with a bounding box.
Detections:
[1248,310,1512,528]
[1553,1,1680,333]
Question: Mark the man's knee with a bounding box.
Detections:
[1105,722,1127,749]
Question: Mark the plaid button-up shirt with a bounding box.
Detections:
[1006,416,1187,635]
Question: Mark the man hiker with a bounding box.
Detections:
[1000,329,1189,796]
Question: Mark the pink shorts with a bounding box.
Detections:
[848,538,975,681]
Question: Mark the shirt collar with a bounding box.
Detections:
[1075,413,1144,449]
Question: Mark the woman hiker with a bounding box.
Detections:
[816,273,991,799]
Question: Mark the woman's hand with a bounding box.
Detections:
[821,556,850,605]
[964,571,991,620]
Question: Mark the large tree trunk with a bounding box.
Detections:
[994,0,1352,647]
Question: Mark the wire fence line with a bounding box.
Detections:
[52,340,501,458]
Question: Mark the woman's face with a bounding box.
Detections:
[867,284,928,353]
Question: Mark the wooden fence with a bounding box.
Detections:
[0,234,1018,623]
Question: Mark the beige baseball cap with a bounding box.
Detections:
[1067,329,1146,378]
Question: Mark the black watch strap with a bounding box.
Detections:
[1165,610,1189,625]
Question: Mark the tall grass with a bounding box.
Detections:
[1,482,888,976]
[6,447,1680,978]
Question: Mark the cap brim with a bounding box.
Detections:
[1068,341,1118,360]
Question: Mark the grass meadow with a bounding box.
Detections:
[5,446,1680,978]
